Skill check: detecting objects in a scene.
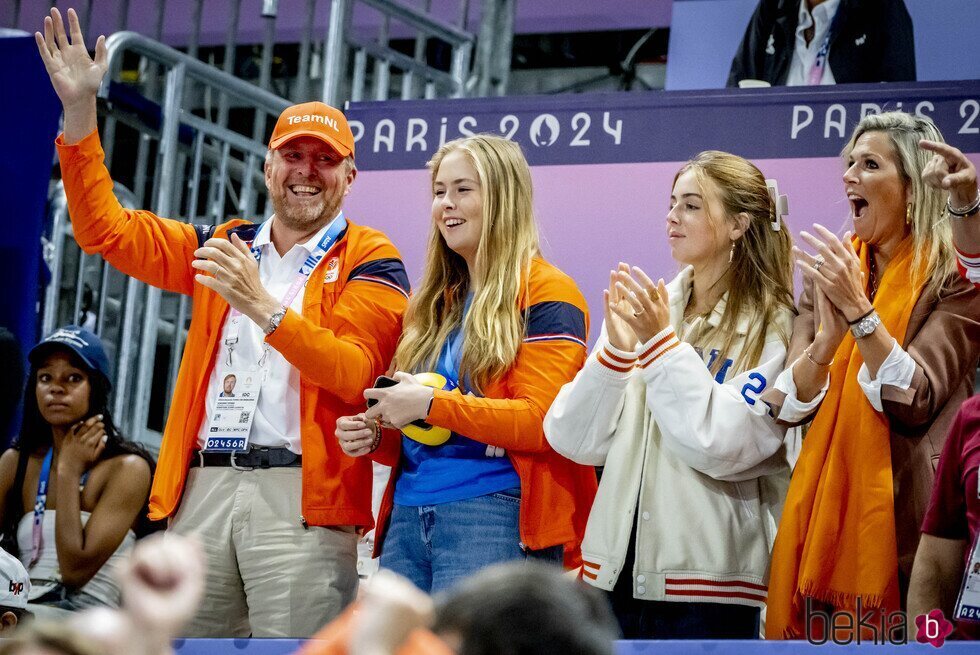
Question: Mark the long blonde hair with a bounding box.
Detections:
[678,151,796,374]
[393,135,540,392]
[842,111,956,299]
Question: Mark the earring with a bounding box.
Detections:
[729,240,735,264]
[906,203,913,225]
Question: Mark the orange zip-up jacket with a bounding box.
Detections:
[372,258,598,555]
[57,130,410,528]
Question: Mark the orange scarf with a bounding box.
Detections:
[766,238,926,639]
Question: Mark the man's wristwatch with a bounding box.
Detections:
[264,307,287,336]
[850,310,881,339]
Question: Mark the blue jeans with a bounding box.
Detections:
[380,488,563,594]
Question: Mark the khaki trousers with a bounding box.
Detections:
[170,467,358,637]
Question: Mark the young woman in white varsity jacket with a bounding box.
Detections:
[544,151,796,639]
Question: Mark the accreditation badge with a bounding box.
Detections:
[203,370,261,452]
[954,474,980,622]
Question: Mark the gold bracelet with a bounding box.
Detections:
[803,346,833,368]
[368,419,383,453]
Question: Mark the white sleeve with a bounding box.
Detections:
[543,323,635,467]
[638,327,789,482]
[857,340,915,412]
[957,247,980,285]
[772,358,828,423]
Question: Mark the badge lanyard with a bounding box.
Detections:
[807,6,841,86]
[29,450,53,567]
[223,213,347,369]
[30,449,89,568]
[954,473,980,622]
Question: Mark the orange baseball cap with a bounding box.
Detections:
[269,101,356,158]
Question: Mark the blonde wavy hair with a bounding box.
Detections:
[678,151,796,374]
[841,111,956,299]
[393,135,540,393]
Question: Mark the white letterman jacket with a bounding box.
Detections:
[544,266,794,608]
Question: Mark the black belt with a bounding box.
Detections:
[193,447,301,469]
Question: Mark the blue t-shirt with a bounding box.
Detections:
[394,295,520,506]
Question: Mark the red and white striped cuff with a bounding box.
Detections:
[637,327,680,369]
[596,344,636,374]
[956,247,980,285]
[664,576,768,607]
[581,558,602,581]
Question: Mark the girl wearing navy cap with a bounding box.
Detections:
[0,326,155,612]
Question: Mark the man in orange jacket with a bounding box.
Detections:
[36,7,409,637]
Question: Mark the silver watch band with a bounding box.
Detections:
[264,307,287,336]
[850,311,881,339]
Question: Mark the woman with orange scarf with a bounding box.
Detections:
[763,111,980,640]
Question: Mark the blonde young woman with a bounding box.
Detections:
[335,135,598,593]
[764,112,980,639]
[544,151,796,638]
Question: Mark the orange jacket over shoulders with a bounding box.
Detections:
[56,130,410,528]
[372,258,598,555]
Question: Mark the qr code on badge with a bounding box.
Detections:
[239,411,250,424]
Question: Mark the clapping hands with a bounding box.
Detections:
[605,264,670,348]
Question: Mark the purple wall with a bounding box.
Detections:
[4,1,673,47]
[346,153,979,346]
[340,81,980,344]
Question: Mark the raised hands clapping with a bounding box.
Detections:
[607,265,671,346]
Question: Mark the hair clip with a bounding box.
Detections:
[765,179,788,232]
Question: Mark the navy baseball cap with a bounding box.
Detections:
[28,326,112,388]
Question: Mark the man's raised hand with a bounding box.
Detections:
[36,7,107,143]
[35,7,108,107]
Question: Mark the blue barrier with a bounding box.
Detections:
[171,639,977,653]
[0,29,63,445]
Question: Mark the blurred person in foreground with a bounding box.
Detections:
[300,563,620,655]
[0,533,204,655]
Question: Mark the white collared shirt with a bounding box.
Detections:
[195,212,343,454]
[785,0,840,86]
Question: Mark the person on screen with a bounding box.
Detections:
[728,0,915,87]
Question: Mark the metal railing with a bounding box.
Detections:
[8,0,514,104]
[323,0,476,105]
